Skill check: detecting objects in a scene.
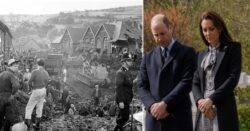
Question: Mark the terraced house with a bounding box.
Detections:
[52,19,141,57]
[56,27,86,56]
[81,24,98,52]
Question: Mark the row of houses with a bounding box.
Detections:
[50,19,142,57]
[0,20,13,61]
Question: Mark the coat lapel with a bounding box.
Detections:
[153,47,164,100]
[198,44,227,92]
[161,41,179,70]
[199,48,208,74]
[154,47,163,69]
[198,48,208,93]
[214,45,227,76]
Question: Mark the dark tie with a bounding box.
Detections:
[162,47,168,65]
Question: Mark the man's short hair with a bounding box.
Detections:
[151,14,171,28]
[37,59,45,66]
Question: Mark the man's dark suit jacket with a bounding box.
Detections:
[138,41,196,131]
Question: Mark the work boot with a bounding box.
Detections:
[33,117,41,130]
[114,125,123,131]
[24,119,32,130]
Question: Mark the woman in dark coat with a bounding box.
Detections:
[192,11,241,131]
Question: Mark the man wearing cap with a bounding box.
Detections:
[114,53,134,131]
[0,59,20,130]
[24,59,50,129]
[137,14,195,131]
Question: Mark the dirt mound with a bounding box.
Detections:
[40,115,116,131]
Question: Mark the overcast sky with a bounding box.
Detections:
[0,0,142,15]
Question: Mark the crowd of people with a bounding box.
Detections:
[0,49,142,131]
[0,9,242,131]
[0,57,76,130]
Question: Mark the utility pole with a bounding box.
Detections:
[3,32,6,61]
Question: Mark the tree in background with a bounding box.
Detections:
[144,0,250,73]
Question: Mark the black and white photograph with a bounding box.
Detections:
[0,0,142,130]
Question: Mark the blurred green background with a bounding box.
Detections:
[144,0,250,74]
[143,0,250,130]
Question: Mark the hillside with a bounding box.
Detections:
[0,6,142,52]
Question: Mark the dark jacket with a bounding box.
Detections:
[28,67,50,89]
[138,41,196,131]
[115,66,133,104]
[0,69,20,96]
[192,42,241,131]
[0,69,20,127]
[62,89,69,101]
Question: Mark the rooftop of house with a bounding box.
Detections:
[67,27,86,43]
[52,36,62,44]
[103,24,116,39]
[60,19,142,43]
[108,20,141,42]
[0,20,12,38]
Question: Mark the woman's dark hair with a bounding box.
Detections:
[199,11,233,46]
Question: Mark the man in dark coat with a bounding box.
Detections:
[137,14,196,131]
[114,53,134,131]
[0,59,20,131]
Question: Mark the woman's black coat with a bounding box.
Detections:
[192,42,241,131]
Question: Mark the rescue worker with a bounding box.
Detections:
[114,53,134,131]
[61,86,69,111]
[0,59,20,131]
[22,68,31,93]
[24,59,50,130]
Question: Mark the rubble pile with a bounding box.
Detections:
[7,80,143,130]
[6,55,143,130]
[40,115,116,131]
[8,91,30,124]
[39,81,119,130]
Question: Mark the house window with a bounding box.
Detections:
[104,44,108,49]
[90,38,94,45]
[96,38,102,49]
[104,37,108,41]
[85,38,89,43]
[104,42,109,50]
